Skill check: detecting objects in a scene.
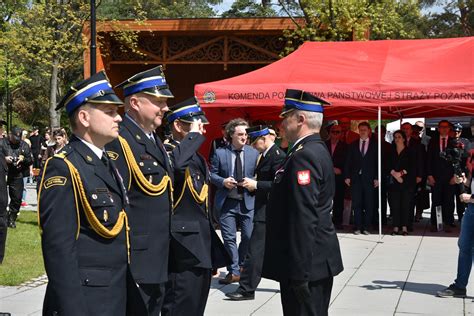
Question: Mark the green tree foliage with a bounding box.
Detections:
[1,1,89,128]
[222,0,276,17]
[279,0,425,55]
[422,0,473,37]
[97,0,223,19]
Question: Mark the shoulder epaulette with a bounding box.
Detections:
[53,151,67,159]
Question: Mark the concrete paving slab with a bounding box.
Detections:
[330,285,402,312]
[347,268,410,288]
[2,189,471,316]
[397,290,464,315]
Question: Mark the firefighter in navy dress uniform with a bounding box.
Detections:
[106,66,194,315]
[38,71,130,316]
[160,97,229,316]
[226,125,286,301]
[262,89,344,316]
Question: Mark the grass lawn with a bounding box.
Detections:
[0,211,45,286]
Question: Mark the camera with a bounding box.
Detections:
[11,156,19,167]
[439,138,467,177]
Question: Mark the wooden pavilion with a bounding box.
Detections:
[83,18,302,102]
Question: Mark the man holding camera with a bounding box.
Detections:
[210,118,259,285]
[0,126,32,228]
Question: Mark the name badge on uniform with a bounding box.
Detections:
[297,170,311,185]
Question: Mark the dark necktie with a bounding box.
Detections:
[102,153,129,205]
[361,140,366,156]
[442,138,446,152]
[234,149,243,194]
[101,154,110,169]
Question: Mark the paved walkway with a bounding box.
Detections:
[1,185,472,315]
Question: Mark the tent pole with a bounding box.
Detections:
[378,106,383,243]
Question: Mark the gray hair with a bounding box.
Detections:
[294,110,323,131]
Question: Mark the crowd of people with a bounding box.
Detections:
[211,117,472,236]
[0,62,471,315]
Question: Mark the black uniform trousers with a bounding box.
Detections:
[430,181,455,226]
[280,277,334,316]
[127,281,165,316]
[7,176,23,215]
[161,268,212,316]
[0,169,7,263]
[239,221,266,293]
[332,175,345,226]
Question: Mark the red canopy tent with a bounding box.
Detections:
[195,37,474,126]
[195,37,474,239]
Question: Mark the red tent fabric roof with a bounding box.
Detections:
[195,37,474,120]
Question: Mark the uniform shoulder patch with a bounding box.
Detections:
[44,176,67,189]
[295,144,304,152]
[106,151,119,161]
[297,170,311,185]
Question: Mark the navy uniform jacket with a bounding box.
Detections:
[263,134,343,282]
[165,135,229,272]
[39,136,128,316]
[106,115,173,284]
[253,144,286,223]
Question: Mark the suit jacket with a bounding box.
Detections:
[344,137,378,184]
[426,135,455,182]
[324,140,347,172]
[253,144,286,222]
[263,134,343,282]
[105,115,173,284]
[165,134,230,272]
[388,147,417,191]
[407,137,424,178]
[39,136,128,316]
[209,144,259,212]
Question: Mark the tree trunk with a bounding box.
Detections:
[49,59,60,129]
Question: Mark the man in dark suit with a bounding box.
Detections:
[210,118,259,284]
[372,125,392,226]
[105,66,175,315]
[344,122,379,235]
[226,125,286,301]
[38,71,129,315]
[401,122,424,231]
[263,89,343,316]
[160,98,229,316]
[427,120,456,232]
[325,124,347,229]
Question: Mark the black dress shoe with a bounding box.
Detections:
[225,289,255,301]
[218,273,240,285]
